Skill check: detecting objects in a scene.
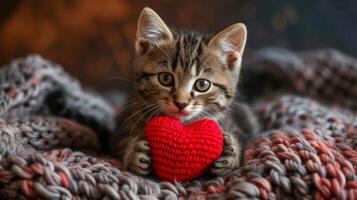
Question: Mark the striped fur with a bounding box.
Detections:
[110,7,257,177]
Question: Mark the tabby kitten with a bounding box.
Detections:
[110,7,254,176]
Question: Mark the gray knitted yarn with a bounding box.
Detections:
[0,51,356,200]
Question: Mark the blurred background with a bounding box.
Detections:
[1,0,356,90]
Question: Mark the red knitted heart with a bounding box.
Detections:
[144,116,223,182]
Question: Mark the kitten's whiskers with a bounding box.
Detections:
[129,105,159,136]
[145,107,161,124]
[116,102,142,118]
[109,76,136,83]
[116,104,154,133]
[207,110,230,130]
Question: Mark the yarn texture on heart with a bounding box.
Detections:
[144,116,223,182]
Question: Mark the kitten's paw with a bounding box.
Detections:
[128,140,152,175]
[210,133,240,176]
[210,155,237,176]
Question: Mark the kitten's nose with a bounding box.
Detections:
[174,102,188,110]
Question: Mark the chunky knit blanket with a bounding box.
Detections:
[0,48,356,199]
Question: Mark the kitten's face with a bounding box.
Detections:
[133,8,247,121]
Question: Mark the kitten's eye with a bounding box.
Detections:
[158,72,174,86]
[194,79,211,92]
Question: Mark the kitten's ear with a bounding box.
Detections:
[209,23,247,72]
[135,7,173,55]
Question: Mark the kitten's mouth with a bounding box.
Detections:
[171,112,192,122]
[159,103,195,121]
[173,110,190,116]
[165,109,192,120]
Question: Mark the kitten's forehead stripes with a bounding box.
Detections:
[171,32,205,75]
[171,40,180,71]
[194,42,203,76]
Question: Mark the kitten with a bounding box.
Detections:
[110,7,257,176]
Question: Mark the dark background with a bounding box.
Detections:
[1,0,356,89]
